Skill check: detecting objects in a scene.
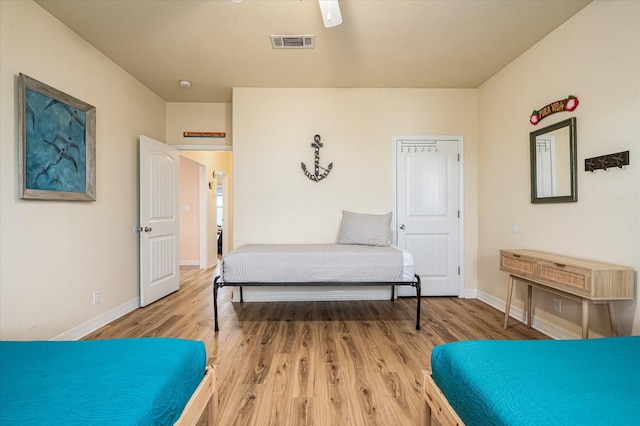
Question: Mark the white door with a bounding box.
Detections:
[395,137,461,296]
[535,136,556,197]
[139,135,180,307]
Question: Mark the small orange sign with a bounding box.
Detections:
[183,132,226,138]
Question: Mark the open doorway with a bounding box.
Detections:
[178,149,232,270]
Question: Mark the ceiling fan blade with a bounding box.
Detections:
[318,0,342,28]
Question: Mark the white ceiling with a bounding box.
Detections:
[36,0,592,103]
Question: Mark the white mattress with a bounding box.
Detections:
[396,245,415,281]
[220,243,415,284]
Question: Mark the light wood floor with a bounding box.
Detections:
[85,266,546,425]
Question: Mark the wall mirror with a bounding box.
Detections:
[530,117,577,203]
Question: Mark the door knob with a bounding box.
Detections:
[144,227,152,232]
[399,224,406,230]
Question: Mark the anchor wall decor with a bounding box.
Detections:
[301,134,333,182]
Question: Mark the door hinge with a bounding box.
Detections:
[457,210,460,218]
[458,266,461,275]
[457,153,460,162]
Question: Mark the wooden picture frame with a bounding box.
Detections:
[18,73,96,201]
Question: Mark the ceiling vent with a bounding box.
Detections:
[270,35,315,49]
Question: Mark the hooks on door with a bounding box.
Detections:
[400,141,438,153]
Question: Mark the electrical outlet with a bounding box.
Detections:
[554,298,561,313]
[93,291,100,305]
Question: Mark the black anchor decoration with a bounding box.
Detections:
[301,134,333,182]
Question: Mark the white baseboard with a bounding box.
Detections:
[51,298,140,341]
[180,260,200,266]
[474,290,578,340]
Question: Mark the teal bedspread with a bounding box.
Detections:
[0,338,206,425]
[431,336,640,425]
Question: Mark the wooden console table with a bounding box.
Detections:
[500,249,634,338]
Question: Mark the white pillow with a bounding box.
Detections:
[337,210,392,246]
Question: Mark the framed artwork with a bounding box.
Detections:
[18,73,96,201]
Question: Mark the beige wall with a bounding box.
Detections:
[0,1,166,340]
[179,156,201,264]
[477,0,640,337]
[166,102,232,147]
[232,88,479,292]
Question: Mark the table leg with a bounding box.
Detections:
[504,275,515,329]
[582,299,589,339]
[607,301,619,337]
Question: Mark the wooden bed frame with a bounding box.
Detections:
[213,274,422,332]
[422,370,465,426]
[175,365,218,426]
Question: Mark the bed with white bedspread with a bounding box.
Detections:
[213,211,422,331]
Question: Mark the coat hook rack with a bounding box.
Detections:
[584,150,629,172]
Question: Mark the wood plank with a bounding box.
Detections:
[423,372,464,426]
[175,365,217,426]
[84,266,547,425]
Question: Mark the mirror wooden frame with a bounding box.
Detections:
[530,117,577,204]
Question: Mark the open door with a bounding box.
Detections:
[139,135,180,307]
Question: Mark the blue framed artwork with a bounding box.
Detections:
[18,73,96,201]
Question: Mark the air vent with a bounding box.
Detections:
[270,35,315,49]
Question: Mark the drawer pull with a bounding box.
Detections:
[513,254,521,258]
[555,263,566,267]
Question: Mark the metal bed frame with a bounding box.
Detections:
[213,274,422,332]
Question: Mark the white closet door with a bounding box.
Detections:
[396,138,461,296]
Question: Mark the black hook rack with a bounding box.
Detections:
[584,150,629,172]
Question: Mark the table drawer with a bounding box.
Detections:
[537,260,591,295]
[500,252,535,277]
